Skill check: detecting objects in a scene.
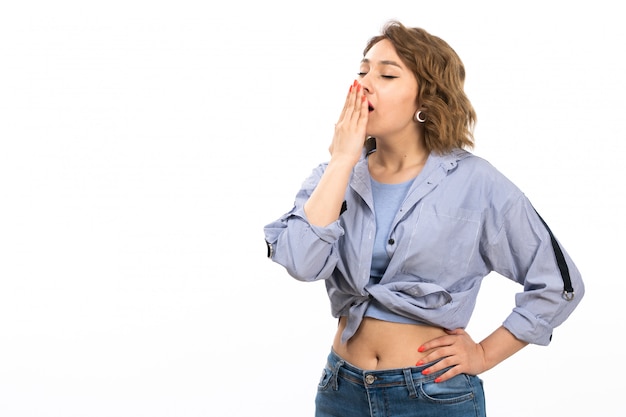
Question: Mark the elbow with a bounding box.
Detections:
[567,275,585,304]
[266,222,339,282]
[285,266,325,282]
[565,264,585,304]
[284,253,335,282]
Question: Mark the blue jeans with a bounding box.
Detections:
[315,349,486,417]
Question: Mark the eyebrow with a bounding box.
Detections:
[361,58,403,68]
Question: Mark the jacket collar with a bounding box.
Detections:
[351,147,471,201]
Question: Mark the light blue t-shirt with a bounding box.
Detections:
[369,177,413,278]
[366,177,424,325]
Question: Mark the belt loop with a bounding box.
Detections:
[403,368,418,398]
[331,359,345,391]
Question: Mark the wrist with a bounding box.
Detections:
[328,154,360,170]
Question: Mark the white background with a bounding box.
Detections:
[1,1,624,416]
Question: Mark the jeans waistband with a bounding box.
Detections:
[327,349,444,391]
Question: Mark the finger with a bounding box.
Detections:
[339,80,359,122]
[350,82,368,122]
[431,365,464,384]
[351,83,362,115]
[357,93,369,126]
[420,352,464,383]
[415,343,454,368]
[417,335,453,354]
[418,327,468,352]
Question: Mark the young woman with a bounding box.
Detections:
[263,20,584,417]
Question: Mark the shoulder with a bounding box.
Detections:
[454,149,501,174]
[456,150,518,188]
[440,150,525,211]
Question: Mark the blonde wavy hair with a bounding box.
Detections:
[364,21,476,154]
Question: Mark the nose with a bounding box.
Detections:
[359,75,372,94]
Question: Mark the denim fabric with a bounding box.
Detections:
[315,350,486,417]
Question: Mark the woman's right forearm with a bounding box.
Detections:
[305,80,369,227]
[304,157,355,227]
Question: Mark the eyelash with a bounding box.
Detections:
[357,72,398,79]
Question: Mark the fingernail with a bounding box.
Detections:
[434,377,442,383]
[421,369,430,375]
[418,346,425,352]
[415,360,424,366]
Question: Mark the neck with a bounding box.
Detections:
[368,136,429,184]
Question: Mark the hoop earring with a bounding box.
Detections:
[415,110,426,123]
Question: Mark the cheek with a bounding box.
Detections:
[393,95,419,119]
[376,86,418,120]
[402,90,419,110]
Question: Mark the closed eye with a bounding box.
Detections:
[357,72,398,79]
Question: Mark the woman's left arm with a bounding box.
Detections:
[416,192,584,383]
[415,326,528,383]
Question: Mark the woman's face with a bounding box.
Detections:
[359,39,419,140]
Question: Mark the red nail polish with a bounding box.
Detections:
[434,377,442,383]
[418,346,425,353]
[415,360,424,366]
[422,369,430,375]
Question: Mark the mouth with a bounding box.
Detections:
[368,102,374,112]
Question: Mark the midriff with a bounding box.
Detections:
[332,316,448,370]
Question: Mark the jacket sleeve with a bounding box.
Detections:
[482,193,585,345]
[263,163,344,282]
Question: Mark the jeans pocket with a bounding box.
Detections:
[317,367,333,391]
[418,374,476,405]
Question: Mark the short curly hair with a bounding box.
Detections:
[364,21,476,154]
